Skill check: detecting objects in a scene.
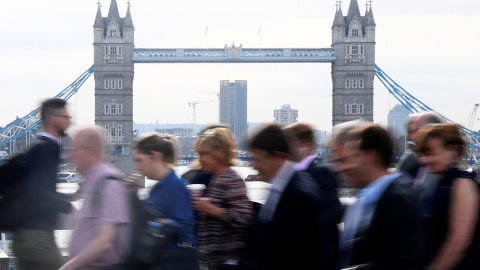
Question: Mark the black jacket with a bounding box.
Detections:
[249,170,333,270]
[305,162,343,269]
[19,136,72,231]
[349,181,424,270]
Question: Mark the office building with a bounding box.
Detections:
[274,104,298,125]
[219,80,248,143]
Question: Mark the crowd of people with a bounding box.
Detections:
[7,97,480,270]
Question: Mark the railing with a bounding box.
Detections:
[132,47,336,63]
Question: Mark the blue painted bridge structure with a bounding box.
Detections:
[132,46,336,63]
[2,63,480,151]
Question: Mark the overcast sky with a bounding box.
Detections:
[1,0,479,133]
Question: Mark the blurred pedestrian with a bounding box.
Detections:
[60,125,131,270]
[182,124,229,187]
[12,98,73,270]
[397,111,443,180]
[417,124,480,270]
[283,122,342,269]
[337,124,424,270]
[247,123,327,270]
[193,127,253,270]
[133,133,199,270]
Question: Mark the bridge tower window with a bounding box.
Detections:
[110,29,117,37]
[345,80,350,88]
[359,79,364,88]
[110,47,117,55]
[118,80,122,89]
[105,105,110,115]
[111,80,116,89]
[352,80,357,88]
[352,28,359,37]
[345,104,364,114]
[105,80,110,89]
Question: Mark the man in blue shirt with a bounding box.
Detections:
[336,124,424,270]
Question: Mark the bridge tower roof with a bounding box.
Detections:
[332,7,346,28]
[346,0,361,25]
[107,0,121,22]
[93,3,104,28]
[123,3,134,28]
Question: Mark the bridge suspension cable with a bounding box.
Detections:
[375,65,480,151]
[0,65,94,147]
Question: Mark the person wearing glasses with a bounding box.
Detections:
[12,98,73,270]
[193,127,254,270]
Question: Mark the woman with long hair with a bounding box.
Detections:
[193,127,253,270]
[417,124,480,269]
[133,133,199,270]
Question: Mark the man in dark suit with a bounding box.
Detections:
[247,123,332,270]
[12,98,73,270]
[337,124,424,270]
[283,122,343,269]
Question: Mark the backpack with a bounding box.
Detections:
[93,175,178,270]
[0,150,33,231]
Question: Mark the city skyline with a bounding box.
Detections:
[1,0,479,133]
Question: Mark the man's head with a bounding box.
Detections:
[40,98,71,138]
[337,124,393,187]
[407,111,443,148]
[283,122,315,162]
[249,123,290,182]
[69,125,105,175]
[331,120,370,165]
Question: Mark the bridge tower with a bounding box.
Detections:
[331,0,376,126]
[93,0,135,174]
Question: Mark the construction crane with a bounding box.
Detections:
[199,90,219,97]
[466,103,479,130]
[188,100,214,134]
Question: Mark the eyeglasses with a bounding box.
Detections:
[55,115,72,120]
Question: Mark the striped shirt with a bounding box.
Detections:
[197,168,254,269]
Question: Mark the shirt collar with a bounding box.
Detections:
[39,131,59,143]
[270,160,297,193]
[294,155,317,171]
[357,173,400,204]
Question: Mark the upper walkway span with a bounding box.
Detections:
[132,47,336,63]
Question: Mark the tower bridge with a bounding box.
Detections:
[2,0,478,174]
[91,0,375,173]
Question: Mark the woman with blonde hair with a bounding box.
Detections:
[417,124,480,269]
[192,127,253,270]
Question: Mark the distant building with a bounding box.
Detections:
[274,104,298,125]
[388,104,410,137]
[155,128,194,137]
[219,80,248,143]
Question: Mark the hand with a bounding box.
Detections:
[192,196,213,213]
[125,174,142,191]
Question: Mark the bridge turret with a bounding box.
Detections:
[365,6,376,43]
[93,3,104,42]
[332,7,346,43]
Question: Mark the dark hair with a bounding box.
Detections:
[249,123,289,155]
[348,124,393,169]
[41,98,67,123]
[417,124,465,158]
[283,122,315,145]
[134,133,177,165]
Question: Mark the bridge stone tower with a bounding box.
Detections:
[331,0,376,126]
[93,0,135,174]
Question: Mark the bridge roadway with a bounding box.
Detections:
[132,47,336,63]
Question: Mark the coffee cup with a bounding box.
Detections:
[186,184,206,197]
